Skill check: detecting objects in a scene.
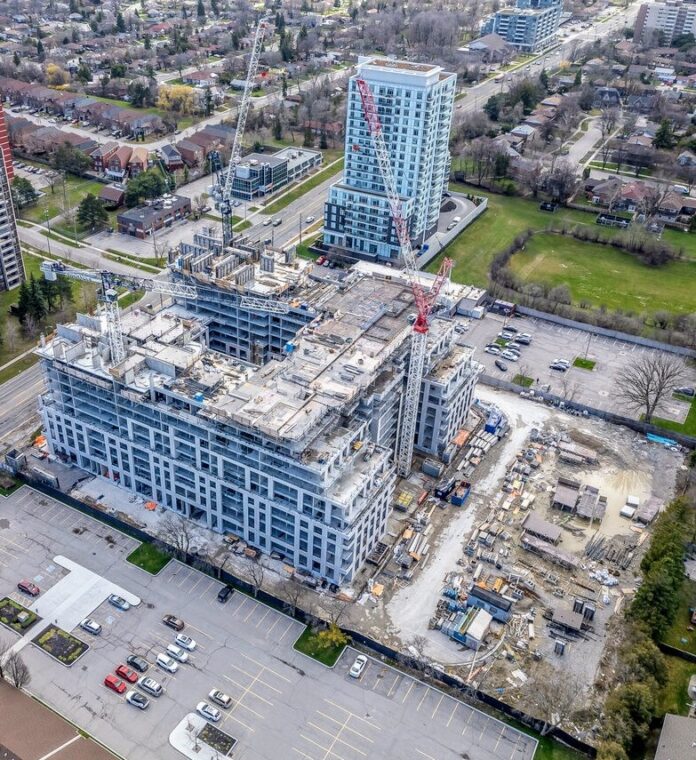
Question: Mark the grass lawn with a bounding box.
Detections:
[497,716,584,760]
[295,241,320,260]
[573,357,596,370]
[104,252,160,274]
[263,159,344,215]
[658,654,696,716]
[512,374,533,387]
[0,477,21,497]
[126,542,171,574]
[662,578,696,655]
[426,190,616,287]
[507,233,696,315]
[293,625,346,666]
[118,290,144,310]
[19,178,104,223]
[651,398,696,436]
[0,254,97,381]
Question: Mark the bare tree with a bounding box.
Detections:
[248,562,265,598]
[158,513,194,560]
[5,651,30,689]
[615,354,686,423]
[599,108,619,140]
[280,580,305,617]
[639,184,671,221]
[522,666,583,735]
[0,636,11,681]
[546,161,578,205]
[409,635,429,671]
[322,596,349,626]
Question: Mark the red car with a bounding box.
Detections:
[17,580,40,596]
[115,664,138,684]
[104,674,127,694]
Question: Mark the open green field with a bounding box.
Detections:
[658,654,696,716]
[427,190,696,290]
[19,177,103,223]
[651,397,696,436]
[662,578,696,654]
[507,233,696,315]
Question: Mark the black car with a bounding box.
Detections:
[676,386,695,397]
[217,585,234,603]
[494,359,508,372]
[126,655,149,673]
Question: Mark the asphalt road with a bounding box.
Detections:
[0,362,44,452]
[2,486,537,760]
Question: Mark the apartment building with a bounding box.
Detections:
[481,0,563,53]
[39,254,480,584]
[634,0,696,44]
[324,57,455,262]
[0,102,24,292]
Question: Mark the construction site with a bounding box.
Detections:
[341,384,684,715]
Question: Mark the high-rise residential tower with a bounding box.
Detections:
[323,57,455,263]
[0,102,24,292]
[481,0,563,53]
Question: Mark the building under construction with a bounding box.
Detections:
[37,241,480,584]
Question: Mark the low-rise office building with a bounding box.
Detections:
[117,195,191,238]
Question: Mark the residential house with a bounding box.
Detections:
[106,145,133,180]
[654,65,676,84]
[129,113,165,137]
[509,123,537,146]
[626,93,659,114]
[657,191,696,219]
[5,116,38,151]
[128,147,149,177]
[182,70,219,87]
[678,149,696,166]
[593,86,622,108]
[465,33,513,63]
[99,185,125,209]
[91,141,119,173]
[23,126,63,155]
[159,143,184,170]
[188,130,224,157]
[175,139,205,168]
[0,77,32,105]
[59,132,98,155]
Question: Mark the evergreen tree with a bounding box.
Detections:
[273,117,282,141]
[76,61,92,84]
[319,131,328,149]
[27,275,48,322]
[116,11,126,33]
[210,0,219,15]
[574,69,582,87]
[14,280,31,323]
[653,119,676,149]
[539,69,549,91]
[303,126,313,147]
[144,33,151,50]
[77,193,108,229]
[13,51,20,67]
[36,39,45,60]
[11,176,38,208]
[197,0,205,17]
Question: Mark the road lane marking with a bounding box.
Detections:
[415,750,437,759]
[293,749,316,760]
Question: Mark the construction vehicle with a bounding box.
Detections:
[214,18,269,249]
[355,78,453,478]
[40,261,196,365]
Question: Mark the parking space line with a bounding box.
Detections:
[299,735,337,758]
[401,680,415,704]
[278,620,295,642]
[223,672,277,701]
[255,608,270,628]
[446,702,458,727]
[430,694,444,719]
[232,595,248,615]
[188,575,204,594]
[176,569,193,587]
[415,751,437,760]
[416,687,429,711]
[308,721,367,755]
[266,615,281,636]
[386,674,401,697]
[224,712,255,733]
[316,712,374,743]
[186,623,213,639]
[245,654,291,683]
[198,579,215,598]
[324,700,379,731]
[293,748,316,760]
[243,602,258,623]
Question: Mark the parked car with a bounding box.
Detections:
[550,362,568,372]
[501,350,519,362]
[197,702,222,722]
[108,594,130,611]
[507,341,523,351]
[516,334,532,345]
[485,346,501,355]
[80,618,102,635]
[494,359,508,372]
[316,256,326,266]
[162,614,184,631]
[676,386,695,397]
[156,653,178,673]
[104,674,127,694]
[349,655,368,679]
[126,655,149,673]
[208,689,233,709]
[500,325,517,333]
[166,644,189,663]
[126,690,149,710]
[262,218,272,226]
[671,184,689,195]
[217,585,234,603]
[115,664,139,683]
[175,634,197,651]
[17,580,40,596]
[138,676,163,697]
[446,221,457,231]
[553,358,571,367]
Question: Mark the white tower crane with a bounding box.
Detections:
[355,77,453,478]
[40,261,197,365]
[216,18,269,249]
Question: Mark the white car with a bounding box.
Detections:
[79,618,102,635]
[305,215,315,223]
[262,218,272,226]
[126,690,149,710]
[166,644,189,663]
[349,655,368,679]
[553,358,571,367]
[208,689,233,708]
[175,633,197,651]
[501,350,519,362]
[108,594,130,611]
[156,653,179,673]
[485,346,501,355]
[197,701,221,722]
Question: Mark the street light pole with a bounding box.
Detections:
[44,208,53,258]
[299,214,303,245]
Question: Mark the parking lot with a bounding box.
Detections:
[0,486,537,760]
[466,313,696,420]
